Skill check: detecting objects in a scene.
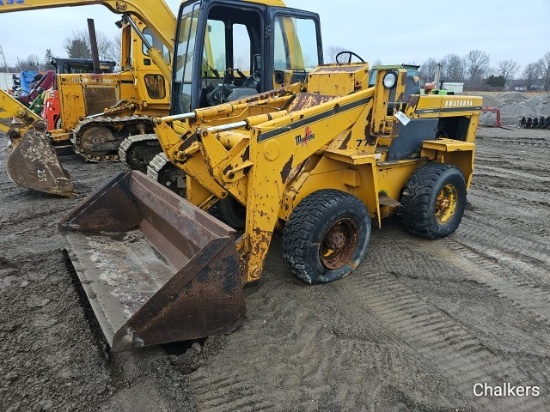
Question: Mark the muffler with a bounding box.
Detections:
[6,124,74,197]
[59,171,246,352]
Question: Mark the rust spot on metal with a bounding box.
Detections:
[244,87,286,103]
[60,171,246,351]
[408,94,420,107]
[396,71,408,101]
[367,131,377,146]
[392,121,401,136]
[339,132,352,150]
[178,133,198,152]
[288,94,336,112]
[223,164,232,177]
[281,156,294,183]
[320,218,359,270]
[241,147,250,162]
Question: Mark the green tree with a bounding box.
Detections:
[65,38,91,58]
[485,75,506,88]
[43,49,55,69]
[64,29,118,61]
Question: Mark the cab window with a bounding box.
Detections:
[273,16,320,71]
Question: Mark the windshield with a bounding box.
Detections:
[273,15,320,72]
[173,1,202,113]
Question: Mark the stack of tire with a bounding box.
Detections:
[520,116,550,129]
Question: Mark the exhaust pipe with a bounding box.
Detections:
[59,171,246,351]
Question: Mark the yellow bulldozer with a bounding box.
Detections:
[58,1,482,353]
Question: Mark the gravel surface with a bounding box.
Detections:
[1,119,549,411]
[478,91,550,126]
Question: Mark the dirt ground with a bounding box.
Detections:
[1,122,549,411]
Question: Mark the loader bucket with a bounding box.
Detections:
[59,171,246,352]
[6,126,74,197]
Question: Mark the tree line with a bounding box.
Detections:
[3,36,550,92]
[418,50,550,91]
[325,47,550,92]
[0,30,120,73]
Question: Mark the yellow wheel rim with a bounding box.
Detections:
[435,184,458,224]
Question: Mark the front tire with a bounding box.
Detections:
[282,190,371,284]
[399,163,467,239]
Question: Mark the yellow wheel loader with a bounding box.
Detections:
[59,6,482,352]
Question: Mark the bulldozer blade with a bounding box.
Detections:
[6,127,74,197]
[59,171,246,352]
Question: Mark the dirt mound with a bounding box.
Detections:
[476,91,550,126]
[498,91,528,103]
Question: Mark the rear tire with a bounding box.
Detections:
[282,190,371,284]
[399,163,466,239]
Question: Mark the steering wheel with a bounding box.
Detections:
[335,51,365,65]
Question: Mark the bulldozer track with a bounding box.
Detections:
[118,133,160,170]
[72,115,155,162]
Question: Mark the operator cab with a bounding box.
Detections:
[172,0,323,113]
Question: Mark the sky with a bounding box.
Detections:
[0,0,548,73]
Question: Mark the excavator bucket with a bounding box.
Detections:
[6,126,74,197]
[59,171,246,352]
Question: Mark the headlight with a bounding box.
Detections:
[383,72,397,89]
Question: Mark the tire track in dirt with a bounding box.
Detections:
[187,242,472,411]
[344,271,548,411]
[457,220,550,284]
[478,134,550,148]
[443,238,550,326]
